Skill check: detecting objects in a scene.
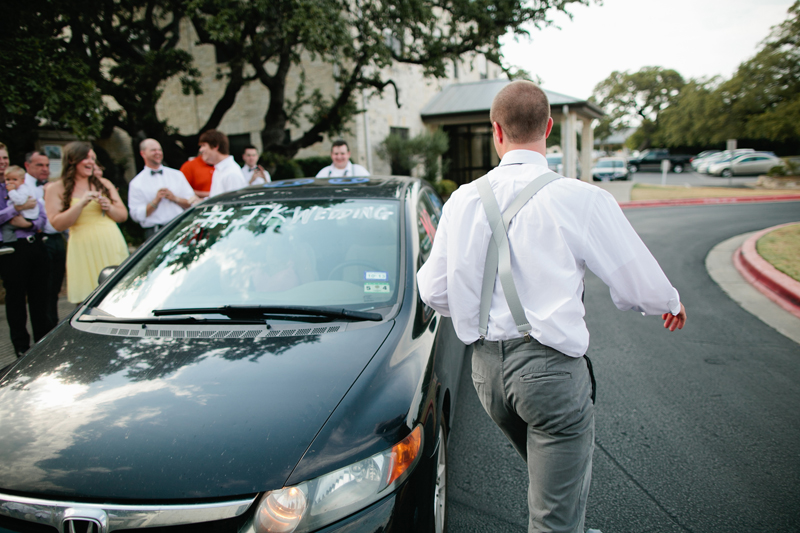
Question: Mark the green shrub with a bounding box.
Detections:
[262,152,302,181]
[294,156,334,178]
[767,157,800,177]
[434,179,458,200]
[376,134,416,175]
[376,129,450,183]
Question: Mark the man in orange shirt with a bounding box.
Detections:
[180,152,215,199]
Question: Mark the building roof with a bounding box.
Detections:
[594,127,637,146]
[420,78,604,122]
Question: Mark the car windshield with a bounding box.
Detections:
[94,199,401,318]
[596,160,625,169]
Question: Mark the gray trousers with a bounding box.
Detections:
[471,338,595,533]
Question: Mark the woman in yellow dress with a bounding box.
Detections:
[45,142,129,304]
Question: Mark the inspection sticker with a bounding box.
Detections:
[364,271,388,281]
[364,282,391,293]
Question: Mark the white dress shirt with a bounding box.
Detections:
[8,183,39,219]
[209,156,248,197]
[128,165,195,228]
[315,161,370,178]
[27,173,58,234]
[241,164,271,185]
[417,150,681,357]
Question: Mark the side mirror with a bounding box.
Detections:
[98,266,118,285]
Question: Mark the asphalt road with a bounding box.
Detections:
[629,169,760,188]
[447,200,800,533]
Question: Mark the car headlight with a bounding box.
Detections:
[252,425,423,533]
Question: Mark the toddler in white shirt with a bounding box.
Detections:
[2,166,39,250]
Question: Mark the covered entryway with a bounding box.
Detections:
[421,79,603,186]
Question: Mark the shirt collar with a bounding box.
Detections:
[498,150,548,167]
[215,156,234,169]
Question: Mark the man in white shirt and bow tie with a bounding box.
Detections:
[240,145,271,185]
[315,140,370,178]
[128,139,196,239]
[24,151,65,327]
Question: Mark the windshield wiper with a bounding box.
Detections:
[152,305,383,322]
[78,314,264,325]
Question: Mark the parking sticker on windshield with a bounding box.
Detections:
[365,271,388,281]
[364,282,391,294]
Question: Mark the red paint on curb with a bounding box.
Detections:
[619,194,800,209]
[732,223,800,319]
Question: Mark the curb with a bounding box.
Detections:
[733,222,800,319]
[619,194,800,209]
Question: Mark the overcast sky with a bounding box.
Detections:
[501,0,795,100]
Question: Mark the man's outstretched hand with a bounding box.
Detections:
[662,303,686,332]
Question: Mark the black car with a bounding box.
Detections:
[0,176,468,533]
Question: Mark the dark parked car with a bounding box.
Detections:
[627,149,693,174]
[0,177,468,533]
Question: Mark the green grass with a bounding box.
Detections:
[757,224,800,282]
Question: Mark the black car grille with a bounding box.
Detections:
[0,514,58,532]
[116,514,248,532]
[0,514,249,533]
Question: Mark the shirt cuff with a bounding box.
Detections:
[668,296,681,315]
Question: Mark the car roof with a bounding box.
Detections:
[203,176,419,205]
[732,152,778,160]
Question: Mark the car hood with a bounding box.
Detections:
[0,320,394,501]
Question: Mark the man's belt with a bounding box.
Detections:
[6,234,45,245]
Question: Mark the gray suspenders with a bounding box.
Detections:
[475,171,561,343]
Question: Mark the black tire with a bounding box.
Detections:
[628,164,638,173]
[721,168,733,178]
[432,420,448,533]
[673,163,684,173]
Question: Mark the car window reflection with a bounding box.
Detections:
[96,199,401,318]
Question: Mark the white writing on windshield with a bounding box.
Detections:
[194,204,396,229]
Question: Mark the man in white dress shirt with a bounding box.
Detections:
[24,151,50,189]
[129,139,196,239]
[25,151,64,327]
[240,145,271,185]
[418,81,686,533]
[315,140,370,178]
[199,130,248,197]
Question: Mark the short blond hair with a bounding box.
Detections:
[5,165,25,180]
[489,81,551,144]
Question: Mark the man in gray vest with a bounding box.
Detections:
[418,80,686,533]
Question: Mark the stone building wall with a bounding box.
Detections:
[155,18,505,176]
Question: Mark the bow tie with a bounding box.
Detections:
[36,180,46,187]
[151,169,163,175]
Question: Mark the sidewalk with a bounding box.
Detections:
[708,231,800,345]
[733,223,800,319]
[592,181,634,203]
